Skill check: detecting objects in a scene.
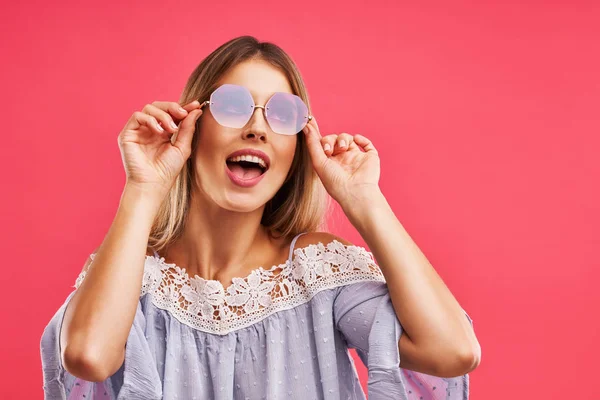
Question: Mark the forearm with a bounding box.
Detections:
[343,190,479,361]
[61,185,163,379]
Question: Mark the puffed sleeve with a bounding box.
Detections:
[334,279,473,400]
[39,253,163,400]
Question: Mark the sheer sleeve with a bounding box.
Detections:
[334,279,473,400]
[39,253,162,400]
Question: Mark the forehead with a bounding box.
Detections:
[216,59,293,103]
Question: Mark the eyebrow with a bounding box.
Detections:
[207,83,292,104]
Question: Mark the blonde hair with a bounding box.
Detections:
[148,36,331,252]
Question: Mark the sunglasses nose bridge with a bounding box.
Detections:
[248,104,269,125]
[248,104,275,139]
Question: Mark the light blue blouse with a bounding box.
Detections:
[40,232,473,399]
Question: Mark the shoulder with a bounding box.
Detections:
[292,231,379,268]
[291,231,386,286]
[294,231,355,249]
[75,246,157,288]
[83,246,156,271]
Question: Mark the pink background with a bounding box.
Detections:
[1,1,598,399]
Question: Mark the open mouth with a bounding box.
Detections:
[225,159,268,180]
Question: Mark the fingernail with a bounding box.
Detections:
[178,107,187,113]
[340,140,346,148]
[170,121,178,130]
[324,143,331,152]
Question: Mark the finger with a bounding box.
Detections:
[129,111,170,136]
[152,100,199,114]
[183,100,200,111]
[303,117,328,168]
[332,133,354,156]
[172,109,203,155]
[347,140,360,152]
[143,104,181,135]
[181,100,201,112]
[151,100,201,128]
[320,134,338,157]
[176,100,201,130]
[312,116,321,137]
[353,134,378,155]
[304,116,322,140]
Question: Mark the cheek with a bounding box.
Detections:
[274,138,298,173]
[195,118,228,154]
[193,124,227,173]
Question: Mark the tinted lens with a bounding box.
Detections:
[265,92,310,135]
[209,84,254,128]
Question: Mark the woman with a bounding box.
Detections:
[41,35,480,399]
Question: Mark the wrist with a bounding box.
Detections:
[342,189,389,231]
[124,181,168,201]
[120,184,165,218]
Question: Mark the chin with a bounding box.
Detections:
[199,166,284,212]
[219,194,270,213]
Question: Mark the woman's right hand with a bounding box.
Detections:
[118,100,204,197]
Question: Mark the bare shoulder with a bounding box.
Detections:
[294,231,355,249]
[80,246,155,274]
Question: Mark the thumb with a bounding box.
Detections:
[302,120,328,171]
[172,109,203,153]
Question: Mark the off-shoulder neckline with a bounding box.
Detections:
[147,250,292,294]
[147,232,310,293]
[80,239,386,334]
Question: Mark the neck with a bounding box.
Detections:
[161,189,278,281]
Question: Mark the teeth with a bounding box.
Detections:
[227,154,267,169]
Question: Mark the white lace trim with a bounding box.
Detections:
[74,240,386,335]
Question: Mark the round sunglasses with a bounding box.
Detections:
[199,84,313,135]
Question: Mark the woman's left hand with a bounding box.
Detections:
[302,116,381,208]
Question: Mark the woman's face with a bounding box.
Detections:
[193,59,298,212]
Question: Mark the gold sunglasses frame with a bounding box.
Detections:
[197,85,313,135]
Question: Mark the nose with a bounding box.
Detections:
[242,105,269,141]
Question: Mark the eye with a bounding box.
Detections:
[223,99,250,114]
[269,111,292,122]
[268,102,297,122]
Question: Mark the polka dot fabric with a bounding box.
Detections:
[40,232,473,399]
